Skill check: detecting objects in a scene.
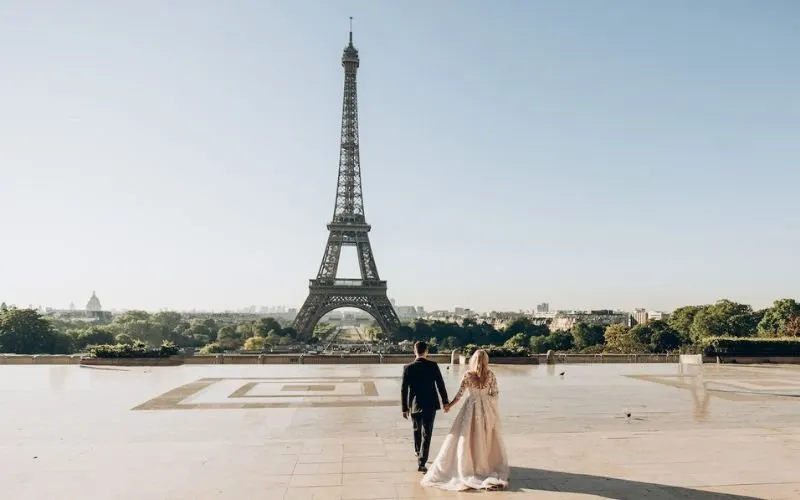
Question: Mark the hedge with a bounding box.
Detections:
[88,341,179,359]
[701,337,800,356]
[462,344,530,358]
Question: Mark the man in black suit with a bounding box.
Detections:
[401,341,449,472]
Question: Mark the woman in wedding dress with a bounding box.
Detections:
[420,349,510,491]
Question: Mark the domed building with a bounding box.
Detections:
[86,291,102,313]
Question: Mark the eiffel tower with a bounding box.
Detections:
[293,23,401,337]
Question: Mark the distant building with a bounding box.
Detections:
[536,302,550,313]
[86,291,102,313]
[550,311,631,332]
[451,308,474,318]
[633,308,648,325]
[396,306,419,320]
[648,311,669,321]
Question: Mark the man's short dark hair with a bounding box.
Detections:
[414,341,428,355]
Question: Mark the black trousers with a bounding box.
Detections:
[411,410,436,467]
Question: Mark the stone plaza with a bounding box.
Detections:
[1,362,799,499]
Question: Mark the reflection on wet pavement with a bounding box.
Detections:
[1,363,798,499]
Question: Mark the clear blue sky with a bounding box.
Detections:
[1,1,798,313]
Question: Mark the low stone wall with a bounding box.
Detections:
[491,357,539,365]
[260,355,301,365]
[303,355,381,364]
[0,355,35,365]
[378,355,412,364]
[713,356,800,364]
[537,353,800,365]
[538,353,680,364]
[36,355,82,365]
[80,357,183,367]
[181,355,221,364]
[220,354,261,365]
[0,355,83,365]
[380,354,452,364]
[7,352,800,366]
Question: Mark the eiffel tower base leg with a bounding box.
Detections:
[294,289,401,337]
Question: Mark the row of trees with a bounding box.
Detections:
[393,298,800,355]
[2,298,799,355]
[0,305,309,355]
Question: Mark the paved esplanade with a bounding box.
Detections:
[1,363,799,499]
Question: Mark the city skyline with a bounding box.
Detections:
[2,2,799,313]
[0,290,737,317]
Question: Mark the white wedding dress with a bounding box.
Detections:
[421,370,510,491]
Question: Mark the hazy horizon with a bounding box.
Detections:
[2,1,798,313]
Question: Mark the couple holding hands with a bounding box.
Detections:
[401,341,509,491]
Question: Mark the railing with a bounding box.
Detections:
[310,278,386,288]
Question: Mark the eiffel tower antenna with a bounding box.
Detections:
[293,23,401,337]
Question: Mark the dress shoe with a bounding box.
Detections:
[418,465,428,473]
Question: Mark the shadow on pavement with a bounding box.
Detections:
[509,467,761,499]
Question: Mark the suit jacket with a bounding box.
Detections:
[401,357,449,414]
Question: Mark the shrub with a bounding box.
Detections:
[88,341,179,358]
[462,344,529,358]
[579,344,606,354]
[529,332,574,354]
[73,327,115,350]
[243,336,266,351]
[199,342,224,354]
[701,337,800,356]
[115,333,134,345]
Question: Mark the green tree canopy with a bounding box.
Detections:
[116,310,151,323]
[626,320,683,353]
[73,326,115,350]
[115,333,134,345]
[604,324,636,353]
[503,332,530,350]
[243,336,266,351]
[505,317,549,338]
[571,323,606,350]
[236,322,255,339]
[529,331,573,354]
[217,325,242,349]
[757,299,800,337]
[153,311,183,333]
[0,308,73,354]
[668,305,704,342]
[690,300,758,341]
[254,317,282,337]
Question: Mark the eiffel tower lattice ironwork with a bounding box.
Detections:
[293,24,401,336]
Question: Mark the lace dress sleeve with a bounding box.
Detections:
[488,371,499,397]
[452,372,471,403]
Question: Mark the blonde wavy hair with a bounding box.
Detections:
[468,349,490,384]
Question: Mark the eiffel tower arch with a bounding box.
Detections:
[294,23,401,337]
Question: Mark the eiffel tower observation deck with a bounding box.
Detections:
[293,21,401,336]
